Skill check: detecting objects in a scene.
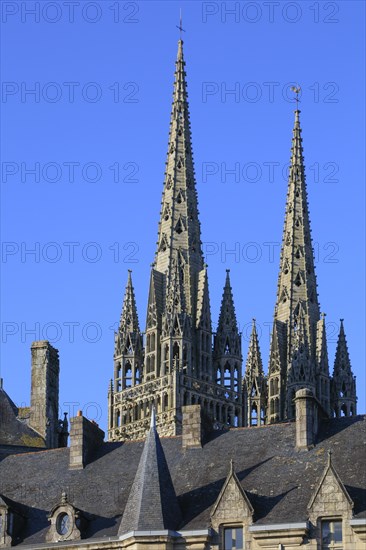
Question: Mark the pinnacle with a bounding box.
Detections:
[217,270,238,333]
[333,319,352,376]
[245,319,264,377]
[119,270,140,335]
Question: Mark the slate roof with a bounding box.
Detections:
[0,415,365,545]
[0,387,45,449]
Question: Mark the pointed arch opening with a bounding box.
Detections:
[251,404,258,426]
[124,361,132,388]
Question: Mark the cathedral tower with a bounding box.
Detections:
[267,108,331,422]
[108,40,242,440]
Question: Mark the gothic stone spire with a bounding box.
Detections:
[275,109,320,338]
[244,320,266,426]
[155,39,204,317]
[331,320,357,417]
[113,271,143,396]
[213,271,242,425]
[118,270,140,340]
[267,109,329,422]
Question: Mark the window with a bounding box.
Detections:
[321,520,343,549]
[224,527,243,550]
[56,512,71,536]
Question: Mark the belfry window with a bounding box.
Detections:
[224,526,243,550]
[321,519,343,549]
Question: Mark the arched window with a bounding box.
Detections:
[274,397,279,414]
[260,406,266,425]
[173,342,180,365]
[224,363,231,388]
[251,404,258,426]
[125,362,132,387]
[135,368,140,385]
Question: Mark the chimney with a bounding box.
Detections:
[69,414,105,470]
[295,388,318,450]
[182,405,202,449]
[29,341,60,448]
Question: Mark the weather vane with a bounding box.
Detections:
[176,9,185,39]
[291,85,301,109]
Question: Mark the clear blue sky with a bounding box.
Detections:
[1,0,365,431]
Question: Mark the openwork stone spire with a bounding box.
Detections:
[118,270,140,339]
[213,270,242,426]
[267,109,328,422]
[331,320,357,417]
[275,109,320,335]
[244,320,266,426]
[155,39,204,313]
[113,271,143,394]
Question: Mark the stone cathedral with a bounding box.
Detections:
[0,38,364,550]
[107,39,357,442]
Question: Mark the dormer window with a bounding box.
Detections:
[321,519,343,549]
[56,512,71,536]
[223,526,243,549]
[0,495,24,547]
[47,492,86,543]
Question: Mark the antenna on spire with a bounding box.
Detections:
[176,9,185,39]
[150,406,156,429]
[291,85,301,109]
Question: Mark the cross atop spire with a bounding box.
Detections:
[291,85,301,109]
[176,9,185,39]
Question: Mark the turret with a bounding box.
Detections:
[243,320,266,426]
[331,320,357,417]
[213,270,242,427]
